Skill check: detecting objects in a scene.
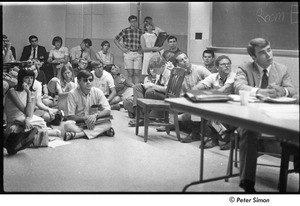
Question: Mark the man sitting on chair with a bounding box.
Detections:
[234,38,296,193]
[128,54,171,127]
[63,70,114,141]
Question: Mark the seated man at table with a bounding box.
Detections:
[192,55,236,150]
[174,52,211,143]
[233,37,296,192]
[63,70,114,141]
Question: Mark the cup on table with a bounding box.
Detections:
[239,90,250,106]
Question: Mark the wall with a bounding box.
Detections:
[3,3,67,60]
[188,2,299,92]
[141,2,188,54]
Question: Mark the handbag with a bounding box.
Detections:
[30,128,49,147]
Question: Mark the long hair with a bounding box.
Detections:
[60,64,75,88]
[15,66,36,92]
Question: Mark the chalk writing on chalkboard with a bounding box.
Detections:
[256,4,298,24]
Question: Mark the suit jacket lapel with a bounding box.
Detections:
[250,62,260,87]
[268,63,278,85]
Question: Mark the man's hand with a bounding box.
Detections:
[143,82,153,89]
[85,114,97,130]
[268,84,285,97]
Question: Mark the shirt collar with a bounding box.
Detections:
[256,62,271,75]
[77,86,91,97]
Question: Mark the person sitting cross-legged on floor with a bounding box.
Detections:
[104,64,134,111]
[128,54,171,127]
[191,55,236,150]
[63,70,114,141]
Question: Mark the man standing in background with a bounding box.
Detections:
[114,15,143,84]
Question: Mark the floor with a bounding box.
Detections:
[3,108,299,193]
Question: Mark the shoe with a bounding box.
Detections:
[180,133,200,143]
[5,128,38,155]
[111,104,121,111]
[239,180,256,193]
[219,141,232,150]
[203,139,219,149]
[156,125,175,132]
[104,127,115,137]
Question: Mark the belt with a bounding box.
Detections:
[129,49,138,52]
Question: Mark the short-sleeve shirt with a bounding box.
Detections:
[97,50,113,65]
[91,70,115,96]
[70,45,90,61]
[115,27,143,51]
[155,68,171,88]
[49,46,69,60]
[200,72,236,89]
[67,86,110,117]
[181,64,211,93]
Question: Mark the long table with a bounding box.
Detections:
[165,97,299,192]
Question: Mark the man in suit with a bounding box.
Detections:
[234,38,296,193]
[20,35,48,65]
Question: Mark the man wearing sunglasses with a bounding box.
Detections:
[63,70,114,141]
[20,35,48,67]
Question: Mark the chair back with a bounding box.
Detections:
[165,67,186,98]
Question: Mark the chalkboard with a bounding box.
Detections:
[212,2,298,50]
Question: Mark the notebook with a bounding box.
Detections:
[184,90,233,102]
[154,32,169,47]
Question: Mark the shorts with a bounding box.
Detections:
[123,51,142,70]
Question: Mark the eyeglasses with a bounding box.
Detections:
[219,63,231,67]
[82,78,93,82]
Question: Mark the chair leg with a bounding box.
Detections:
[135,105,140,135]
[173,111,181,141]
[279,143,291,192]
[234,133,239,168]
[144,107,149,143]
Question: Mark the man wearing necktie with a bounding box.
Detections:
[234,38,296,193]
[20,35,47,63]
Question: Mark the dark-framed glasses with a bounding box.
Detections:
[219,63,231,67]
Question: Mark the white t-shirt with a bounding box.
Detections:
[91,70,115,96]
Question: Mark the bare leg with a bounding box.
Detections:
[127,69,134,84]
[133,69,141,84]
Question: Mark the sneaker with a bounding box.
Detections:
[180,133,200,143]
[219,141,232,150]
[203,139,219,149]
[5,128,38,155]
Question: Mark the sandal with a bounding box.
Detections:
[128,119,144,127]
[63,131,76,141]
[104,127,115,137]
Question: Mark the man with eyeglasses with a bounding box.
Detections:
[234,38,296,193]
[63,70,114,141]
[70,39,93,76]
[114,15,143,84]
[20,35,48,65]
[192,55,236,149]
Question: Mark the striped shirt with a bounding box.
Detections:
[115,27,143,51]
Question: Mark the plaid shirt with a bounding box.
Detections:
[115,27,143,51]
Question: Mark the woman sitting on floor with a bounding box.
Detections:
[4,66,60,155]
[47,64,77,115]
